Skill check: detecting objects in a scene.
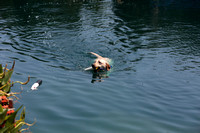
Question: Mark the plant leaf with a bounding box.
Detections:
[5,105,23,127]
[1,69,13,85]
[11,121,25,133]
[0,105,8,125]
[20,107,25,121]
[1,83,11,93]
[0,104,3,112]
[0,126,10,133]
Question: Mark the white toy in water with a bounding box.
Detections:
[31,80,42,90]
[84,66,93,71]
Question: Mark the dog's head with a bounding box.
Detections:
[92,58,111,71]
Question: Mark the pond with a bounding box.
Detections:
[0,0,200,132]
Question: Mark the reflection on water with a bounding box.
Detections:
[113,0,200,73]
[91,71,110,83]
[1,0,200,133]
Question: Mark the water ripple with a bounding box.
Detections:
[1,1,200,133]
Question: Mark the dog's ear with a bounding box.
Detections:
[106,63,111,71]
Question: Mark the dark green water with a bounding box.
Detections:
[0,0,200,132]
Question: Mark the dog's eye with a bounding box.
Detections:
[98,61,102,64]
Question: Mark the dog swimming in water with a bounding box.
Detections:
[85,52,112,72]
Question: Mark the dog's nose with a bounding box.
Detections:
[92,64,95,69]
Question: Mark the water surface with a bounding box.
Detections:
[0,0,200,132]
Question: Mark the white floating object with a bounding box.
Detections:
[31,80,42,90]
[84,66,93,71]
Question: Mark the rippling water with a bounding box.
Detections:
[1,0,200,132]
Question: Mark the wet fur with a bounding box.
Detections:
[85,52,111,71]
[91,52,111,71]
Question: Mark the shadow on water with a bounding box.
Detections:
[91,71,110,83]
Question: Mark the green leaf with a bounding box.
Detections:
[9,107,26,133]
[5,105,23,127]
[11,120,25,133]
[0,104,3,112]
[0,126,10,133]
[1,69,13,85]
[20,107,25,121]
[1,83,11,93]
[14,107,26,127]
[0,105,8,125]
